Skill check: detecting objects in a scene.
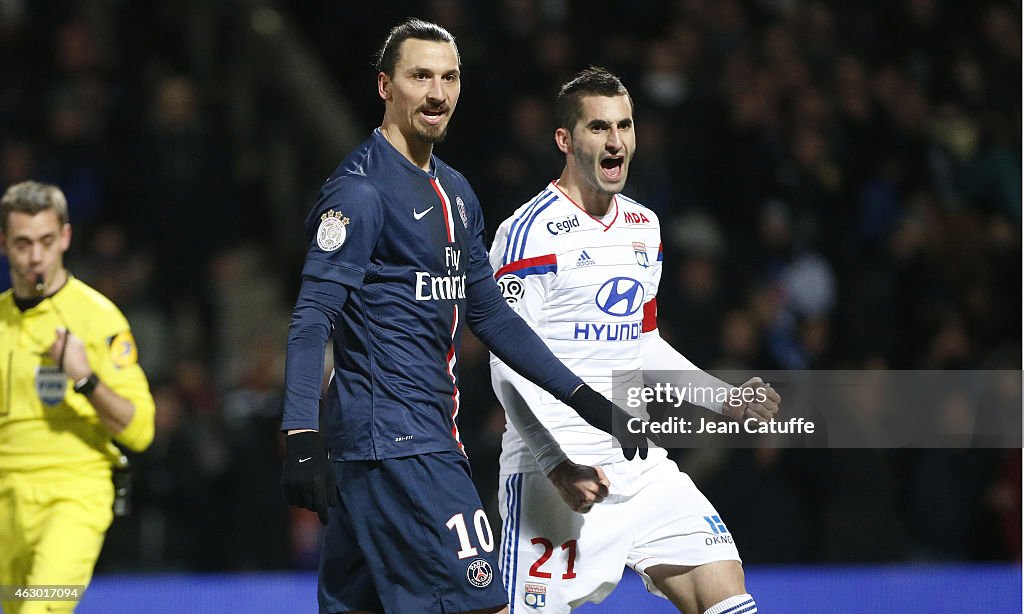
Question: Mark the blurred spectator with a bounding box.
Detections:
[221,338,290,569]
[76,224,172,380]
[125,75,239,363]
[38,20,111,237]
[112,382,230,571]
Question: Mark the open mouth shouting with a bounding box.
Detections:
[600,156,625,181]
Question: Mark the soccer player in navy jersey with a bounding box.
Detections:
[280,19,647,614]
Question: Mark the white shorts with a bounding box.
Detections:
[497,457,741,612]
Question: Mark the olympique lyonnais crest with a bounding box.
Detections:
[524,583,547,608]
[317,210,350,252]
[633,241,649,268]
[466,559,493,588]
[456,196,469,228]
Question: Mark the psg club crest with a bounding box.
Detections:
[633,241,649,268]
[524,583,547,608]
[456,196,469,229]
[466,559,493,588]
[317,210,350,252]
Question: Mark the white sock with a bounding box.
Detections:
[704,593,757,614]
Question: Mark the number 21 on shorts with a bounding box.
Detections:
[446,510,495,559]
[529,538,577,580]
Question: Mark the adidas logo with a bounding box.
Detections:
[576,250,595,267]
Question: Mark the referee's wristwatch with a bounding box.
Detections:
[73,373,100,396]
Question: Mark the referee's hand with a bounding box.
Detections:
[281,430,337,525]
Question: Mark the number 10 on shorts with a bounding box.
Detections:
[446,510,496,559]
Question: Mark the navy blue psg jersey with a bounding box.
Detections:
[297,129,493,460]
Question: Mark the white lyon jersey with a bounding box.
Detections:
[490,181,667,472]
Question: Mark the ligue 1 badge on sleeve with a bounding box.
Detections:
[317,210,350,252]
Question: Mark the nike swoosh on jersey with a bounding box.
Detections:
[298,457,312,463]
[413,206,434,220]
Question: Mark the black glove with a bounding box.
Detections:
[566,385,652,460]
[281,431,338,525]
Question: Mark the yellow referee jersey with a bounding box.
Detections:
[0,276,155,474]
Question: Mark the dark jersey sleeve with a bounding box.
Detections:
[281,278,349,431]
[300,175,384,289]
[464,192,583,402]
[281,176,382,431]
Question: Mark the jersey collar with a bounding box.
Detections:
[373,128,438,179]
[550,180,618,232]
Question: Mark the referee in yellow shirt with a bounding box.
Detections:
[0,181,155,614]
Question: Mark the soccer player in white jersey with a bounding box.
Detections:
[489,67,781,614]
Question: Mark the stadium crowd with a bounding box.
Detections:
[0,0,1019,571]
